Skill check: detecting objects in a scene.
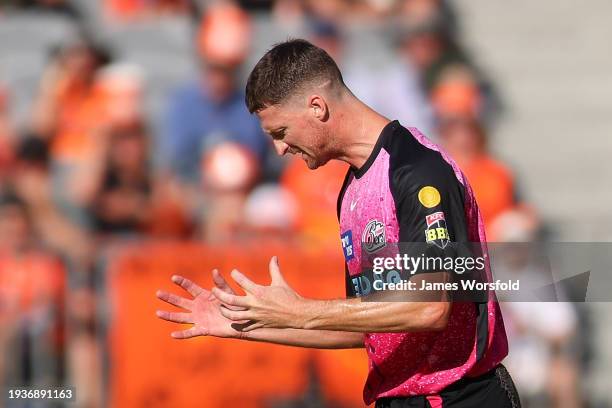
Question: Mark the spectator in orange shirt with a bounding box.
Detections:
[438,115,516,231]
[30,35,113,226]
[280,157,347,247]
[433,66,520,237]
[0,193,66,387]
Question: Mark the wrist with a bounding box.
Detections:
[236,328,249,341]
[297,299,325,330]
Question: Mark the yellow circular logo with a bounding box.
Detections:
[418,186,441,208]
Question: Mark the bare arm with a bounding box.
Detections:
[156,271,364,349]
[214,258,451,333]
[242,327,364,349]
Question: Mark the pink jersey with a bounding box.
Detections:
[337,121,508,405]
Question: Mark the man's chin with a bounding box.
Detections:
[304,156,328,170]
[305,160,318,170]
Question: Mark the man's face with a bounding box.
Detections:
[257,102,330,170]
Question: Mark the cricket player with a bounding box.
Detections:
[156,39,520,408]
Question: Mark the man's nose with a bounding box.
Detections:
[273,140,289,156]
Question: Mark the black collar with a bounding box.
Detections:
[352,120,399,179]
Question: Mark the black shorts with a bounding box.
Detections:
[375,365,521,408]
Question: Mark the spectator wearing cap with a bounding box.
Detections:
[160,2,268,186]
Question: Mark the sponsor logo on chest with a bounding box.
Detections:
[362,219,386,253]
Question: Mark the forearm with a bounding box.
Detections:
[242,327,364,349]
[297,273,451,333]
[298,298,450,333]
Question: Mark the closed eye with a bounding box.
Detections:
[270,127,286,140]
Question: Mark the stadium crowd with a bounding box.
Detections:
[0,0,586,407]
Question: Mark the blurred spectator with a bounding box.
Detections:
[243,183,298,241]
[104,0,189,21]
[308,18,433,134]
[29,35,113,225]
[95,63,194,238]
[304,0,350,23]
[0,84,16,187]
[397,17,501,124]
[432,68,531,239]
[7,133,103,407]
[494,210,583,408]
[437,115,520,238]
[11,136,94,272]
[0,0,82,19]
[198,142,259,242]
[30,35,111,144]
[281,158,346,246]
[0,193,66,387]
[96,63,145,129]
[399,0,459,36]
[271,0,305,30]
[503,299,583,408]
[397,19,468,93]
[160,2,268,186]
[431,65,481,119]
[89,121,152,235]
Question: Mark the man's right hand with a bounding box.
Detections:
[155,271,246,339]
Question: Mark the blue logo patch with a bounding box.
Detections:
[340,230,355,261]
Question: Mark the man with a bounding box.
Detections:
[160,3,268,185]
[156,39,519,407]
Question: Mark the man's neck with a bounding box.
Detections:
[334,100,391,170]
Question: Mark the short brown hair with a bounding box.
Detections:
[245,39,344,113]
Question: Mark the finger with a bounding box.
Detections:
[156,290,192,310]
[156,310,193,324]
[171,275,204,298]
[219,305,253,321]
[269,256,288,287]
[212,269,236,295]
[211,287,250,308]
[211,275,246,311]
[171,327,202,339]
[229,269,259,295]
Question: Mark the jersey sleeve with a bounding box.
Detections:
[391,161,470,273]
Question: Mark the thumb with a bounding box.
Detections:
[269,256,289,287]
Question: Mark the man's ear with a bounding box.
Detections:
[308,95,329,122]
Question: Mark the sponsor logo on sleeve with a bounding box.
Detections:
[341,230,355,261]
[362,219,386,253]
[418,186,441,208]
[425,211,450,249]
